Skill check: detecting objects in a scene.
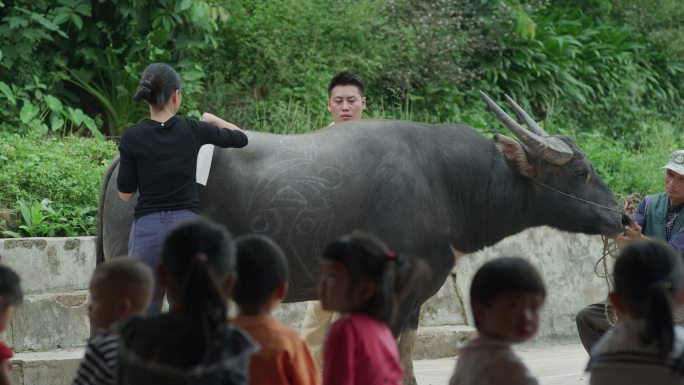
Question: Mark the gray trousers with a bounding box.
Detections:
[576,301,684,354]
[128,209,199,315]
[575,302,612,354]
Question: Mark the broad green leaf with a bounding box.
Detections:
[32,121,49,135]
[178,0,192,12]
[31,206,44,227]
[31,13,60,31]
[17,201,31,228]
[19,102,39,124]
[44,95,64,112]
[69,107,84,125]
[150,29,169,45]
[0,82,15,105]
[82,114,104,140]
[75,3,91,16]
[7,16,28,29]
[51,116,65,131]
[71,14,83,30]
[19,226,35,237]
[53,13,70,26]
[0,231,22,238]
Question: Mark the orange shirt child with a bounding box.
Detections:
[233,315,320,385]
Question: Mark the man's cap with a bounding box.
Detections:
[662,150,684,176]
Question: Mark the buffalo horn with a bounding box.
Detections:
[479,91,573,166]
[504,94,548,136]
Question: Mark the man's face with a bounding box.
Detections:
[327,85,366,123]
[665,169,684,205]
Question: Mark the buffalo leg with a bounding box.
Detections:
[398,307,420,385]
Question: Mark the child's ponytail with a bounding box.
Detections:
[181,253,229,343]
[645,280,676,355]
[613,239,684,357]
[161,219,236,344]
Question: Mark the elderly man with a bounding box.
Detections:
[300,71,366,367]
[576,149,684,353]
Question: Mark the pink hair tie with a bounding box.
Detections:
[386,251,397,261]
[193,253,208,263]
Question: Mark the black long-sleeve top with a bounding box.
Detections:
[117,116,248,219]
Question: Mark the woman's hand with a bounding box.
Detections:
[118,191,136,202]
[201,112,243,132]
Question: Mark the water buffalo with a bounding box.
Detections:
[98,93,624,384]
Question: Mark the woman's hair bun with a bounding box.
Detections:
[134,63,181,108]
[134,79,155,103]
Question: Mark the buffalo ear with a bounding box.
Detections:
[494,134,535,178]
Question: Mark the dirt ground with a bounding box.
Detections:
[414,342,589,385]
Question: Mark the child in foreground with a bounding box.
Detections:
[320,231,422,385]
[73,258,153,385]
[449,256,545,385]
[0,265,22,385]
[231,234,320,385]
[116,218,258,385]
[587,239,684,385]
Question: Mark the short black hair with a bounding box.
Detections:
[232,234,289,307]
[327,71,365,97]
[0,265,22,309]
[470,256,546,307]
[93,258,154,309]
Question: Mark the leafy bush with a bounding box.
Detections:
[481,2,684,142]
[550,119,683,197]
[197,0,531,131]
[0,0,230,136]
[0,133,117,237]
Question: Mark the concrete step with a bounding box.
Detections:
[9,292,89,352]
[413,325,477,360]
[0,237,94,294]
[10,348,82,385]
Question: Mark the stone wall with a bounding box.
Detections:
[0,227,611,353]
[0,237,93,352]
[451,226,611,343]
[274,226,611,344]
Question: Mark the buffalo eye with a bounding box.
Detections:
[575,168,588,178]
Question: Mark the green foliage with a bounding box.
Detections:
[553,120,684,197]
[199,0,527,129]
[0,0,231,136]
[482,3,684,141]
[611,0,684,62]
[1,199,77,238]
[0,133,117,237]
[198,0,390,131]
[0,78,103,138]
